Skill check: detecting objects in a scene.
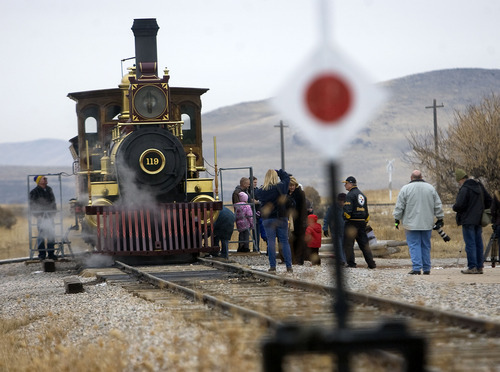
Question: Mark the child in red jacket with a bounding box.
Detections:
[305,214,322,265]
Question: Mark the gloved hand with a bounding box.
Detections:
[394,219,400,230]
[435,219,444,229]
[323,230,329,237]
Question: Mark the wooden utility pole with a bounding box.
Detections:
[425,99,444,193]
[274,120,288,170]
[425,99,444,154]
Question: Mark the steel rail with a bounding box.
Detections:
[199,257,500,336]
[115,260,280,328]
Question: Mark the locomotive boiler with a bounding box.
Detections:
[67,18,222,260]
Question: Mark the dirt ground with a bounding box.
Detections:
[353,256,500,284]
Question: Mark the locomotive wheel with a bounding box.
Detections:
[190,194,220,224]
[115,127,186,198]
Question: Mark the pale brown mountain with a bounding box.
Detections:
[2,68,500,204]
[202,68,500,201]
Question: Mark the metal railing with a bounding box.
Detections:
[86,201,222,255]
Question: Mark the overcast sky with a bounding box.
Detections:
[2,0,499,143]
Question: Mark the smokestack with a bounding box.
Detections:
[131,18,159,78]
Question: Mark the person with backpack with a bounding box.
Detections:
[254,169,293,273]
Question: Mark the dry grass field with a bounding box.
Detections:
[2,190,492,261]
[0,204,86,261]
[0,192,494,371]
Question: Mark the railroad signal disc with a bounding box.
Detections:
[273,45,387,160]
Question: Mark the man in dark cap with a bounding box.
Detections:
[453,168,492,274]
[342,176,376,269]
[29,175,57,260]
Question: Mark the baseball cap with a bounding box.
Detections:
[342,176,357,184]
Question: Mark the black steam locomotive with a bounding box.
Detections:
[68,19,222,259]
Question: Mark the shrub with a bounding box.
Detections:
[0,206,17,229]
[304,186,325,218]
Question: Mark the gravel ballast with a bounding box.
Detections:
[1,255,499,370]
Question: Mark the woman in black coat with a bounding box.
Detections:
[288,177,308,264]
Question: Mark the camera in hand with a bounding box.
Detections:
[433,224,451,242]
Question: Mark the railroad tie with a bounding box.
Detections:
[63,277,84,294]
[43,260,55,272]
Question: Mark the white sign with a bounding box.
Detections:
[273,45,387,160]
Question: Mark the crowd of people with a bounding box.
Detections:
[393,168,495,275]
[213,167,498,275]
[31,167,498,275]
[215,170,379,273]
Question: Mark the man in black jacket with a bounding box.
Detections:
[342,176,376,269]
[30,175,57,260]
[453,169,492,274]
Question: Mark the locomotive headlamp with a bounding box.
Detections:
[132,84,168,120]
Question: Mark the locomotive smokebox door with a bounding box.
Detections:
[114,127,186,201]
[140,148,166,174]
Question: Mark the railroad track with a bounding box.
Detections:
[88,258,500,371]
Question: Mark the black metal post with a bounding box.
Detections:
[261,164,427,372]
[328,161,349,329]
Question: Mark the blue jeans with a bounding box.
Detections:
[214,237,229,259]
[263,217,292,268]
[405,230,432,272]
[37,218,55,259]
[335,232,347,264]
[462,224,484,269]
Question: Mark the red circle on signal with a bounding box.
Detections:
[305,74,352,124]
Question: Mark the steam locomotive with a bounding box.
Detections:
[67,19,222,260]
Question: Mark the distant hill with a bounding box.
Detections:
[2,68,500,204]
[0,138,73,166]
[202,68,500,200]
[0,166,75,204]
[0,140,75,204]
